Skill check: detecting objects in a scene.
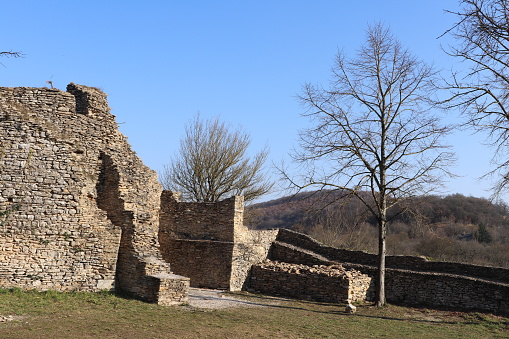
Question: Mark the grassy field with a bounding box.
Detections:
[0,288,507,338]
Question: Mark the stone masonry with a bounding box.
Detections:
[0,84,188,305]
[159,191,277,291]
[249,260,373,303]
[270,228,509,315]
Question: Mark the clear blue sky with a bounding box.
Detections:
[1,0,502,202]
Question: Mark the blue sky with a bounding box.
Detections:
[1,0,501,202]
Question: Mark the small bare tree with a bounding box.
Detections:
[442,0,509,195]
[160,114,273,202]
[310,199,372,250]
[284,24,454,306]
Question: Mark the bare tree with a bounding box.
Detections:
[160,114,273,202]
[442,0,509,195]
[283,24,454,306]
[310,198,372,250]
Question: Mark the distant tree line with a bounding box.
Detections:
[248,191,509,268]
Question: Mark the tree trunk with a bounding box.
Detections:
[376,218,387,307]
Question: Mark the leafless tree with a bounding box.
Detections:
[310,199,372,250]
[283,24,454,306]
[160,114,273,202]
[441,0,509,195]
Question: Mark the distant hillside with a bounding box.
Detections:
[247,191,509,268]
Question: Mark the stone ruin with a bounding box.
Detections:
[0,83,303,304]
[250,260,373,303]
[0,84,188,304]
[1,83,508,315]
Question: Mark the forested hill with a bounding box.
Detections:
[248,192,508,232]
[247,192,509,268]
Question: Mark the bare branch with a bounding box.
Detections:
[440,0,509,197]
[0,51,23,58]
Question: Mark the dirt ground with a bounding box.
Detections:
[187,288,279,309]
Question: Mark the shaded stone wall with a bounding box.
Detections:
[165,240,234,289]
[230,229,279,291]
[385,269,509,315]
[0,84,188,304]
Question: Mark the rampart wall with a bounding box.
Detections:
[249,260,373,303]
[275,229,509,283]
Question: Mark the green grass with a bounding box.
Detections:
[0,289,507,338]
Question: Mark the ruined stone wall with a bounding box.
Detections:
[249,260,373,303]
[273,228,509,314]
[159,191,245,241]
[230,229,279,291]
[385,269,509,315]
[0,84,188,304]
[159,192,277,290]
[165,240,234,289]
[276,228,509,284]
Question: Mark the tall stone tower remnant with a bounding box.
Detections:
[0,83,188,304]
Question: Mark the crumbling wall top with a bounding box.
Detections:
[66,83,110,116]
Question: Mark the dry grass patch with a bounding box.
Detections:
[0,289,506,338]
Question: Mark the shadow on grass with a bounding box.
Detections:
[225,291,464,325]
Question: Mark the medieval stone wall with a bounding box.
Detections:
[230,229,278,290]
[0,84,188,305]
[3,83,507,314]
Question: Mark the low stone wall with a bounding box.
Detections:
[144,273,190,306]
[277,229,509,283]
[271,241,333,266]
[249,260,373,303]
[273,229,509,314]
[385,269,509,314]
